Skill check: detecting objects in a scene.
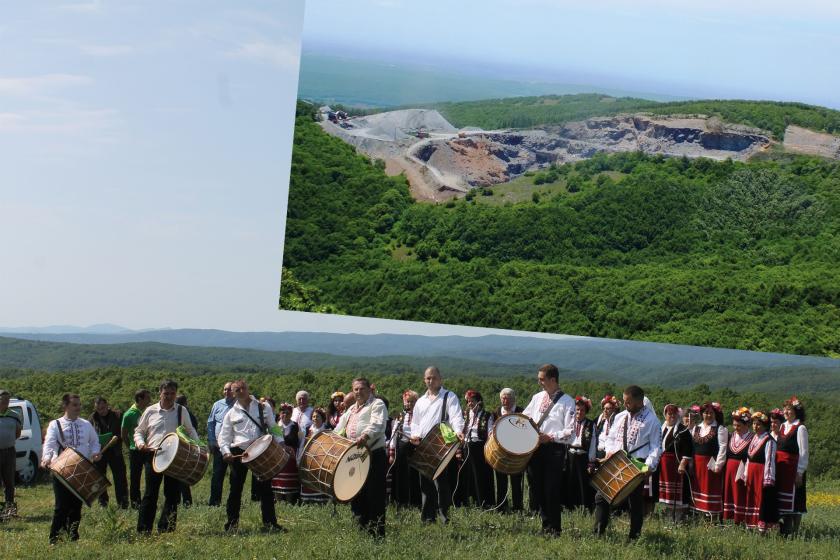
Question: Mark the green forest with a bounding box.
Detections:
[281,100,840,357]
[429,94,840,139]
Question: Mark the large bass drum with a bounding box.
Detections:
[590,451,646,505]
[408,427,460,481]
[50,448,111,507]
[153,433,209,486]
[241,435,291,481]
[484,413,539,475]
[299,431,370,503]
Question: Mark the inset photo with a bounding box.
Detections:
[280,1,840,358]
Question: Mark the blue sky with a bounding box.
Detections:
[2,1,838,339]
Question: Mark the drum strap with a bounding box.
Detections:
[241,403,268,434]
[536,390,564,429]
[54,419,67,452]
[438,391,449,425]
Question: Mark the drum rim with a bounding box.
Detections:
[492,413,540,456]
[152,432,181,473]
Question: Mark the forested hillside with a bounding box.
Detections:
[430,94,840,139]
[281,104,840,357]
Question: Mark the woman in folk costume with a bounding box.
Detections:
[271,403,301,503]
[723,407,753,524]
[326,392,345,429]
[659,404,693,522]
[300,408,330,505]
[691,402,728,519]
[744,410,778,533]
[777,397,808,536]
[564,396,596,512]
[769,409,783,441]
[594,394,618,460]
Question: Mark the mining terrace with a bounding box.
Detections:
[318,107,832,201]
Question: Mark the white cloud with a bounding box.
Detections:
[0,74,91,96]
[80,44,134,57]
[0,108,119,138]
[228,40,299,69]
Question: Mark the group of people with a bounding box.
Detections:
[0,365,810,544]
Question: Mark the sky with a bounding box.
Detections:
[303,0,840,109]
[1,1,838,338]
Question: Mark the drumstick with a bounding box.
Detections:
[98,436,119,457]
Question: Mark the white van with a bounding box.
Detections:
[8,398,43,484]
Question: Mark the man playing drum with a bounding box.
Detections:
[334,377,388,538]
[494,388,524,513]
[41,393,102,544]
[522,364,576,535]
[219,380,284,532]
[134,379,199,535]
[409,366,464,524]
[593,385,662,540]
[207,381,234,507]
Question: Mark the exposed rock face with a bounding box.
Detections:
[319,108,783,195]
[783,125,840,159]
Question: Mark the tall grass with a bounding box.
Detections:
[2,477,839,559]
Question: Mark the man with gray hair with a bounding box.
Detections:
[494,388,524,512]
[292,390,313,435]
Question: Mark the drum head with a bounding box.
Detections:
[332,445,371,502]
[610,473,645,506]
[153,433,179,473]
[495,414,539,455]
[242,434,272,463]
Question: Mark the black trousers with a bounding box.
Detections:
[420,462,453,523]
[351,447,386,538]
[50,478,83,543]
[495,471,524,512]
[95,447,129,508]
[137,452,181,534]
[594,479,645,539]
[392,440,421,507]
[128,449,144,508]
[526,443,567,533]
[226,447,276,526]
[209,446,227,506]
[0,446,15,504]
[462,441,494,507]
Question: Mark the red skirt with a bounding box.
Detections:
[692,454,723,514]
[745,461,778,530]
[271,455,299,495]
[658,451,685,506]
[776,450,798,514]
[723,458,747,524]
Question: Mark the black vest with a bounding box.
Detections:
[727,432,753,461]
[777,423,801,455]
[693,425,720,457]
[748,434,771,464]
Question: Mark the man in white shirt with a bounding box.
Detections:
[219,379,283,533]
[409,366,464,524]
[522,363,576,535]
[292,390,313,435]
[41,393,101,544]
[335,377,388,538]
[134,379,199,535]
[206,381,234,507]
[593,384,662,540]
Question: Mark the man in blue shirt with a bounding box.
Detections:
[207,382,234,506]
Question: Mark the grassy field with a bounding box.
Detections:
[3,475,839,559]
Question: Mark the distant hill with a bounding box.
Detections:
[1,332,837,395]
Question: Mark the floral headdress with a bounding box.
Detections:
[769,408,785,421]
[575,395,592,412]
[731,406,751,424]
[784,395,803,411]
[600,394,618,407]
[751,410,770,426]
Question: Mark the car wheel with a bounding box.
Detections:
[17,453,39,485]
